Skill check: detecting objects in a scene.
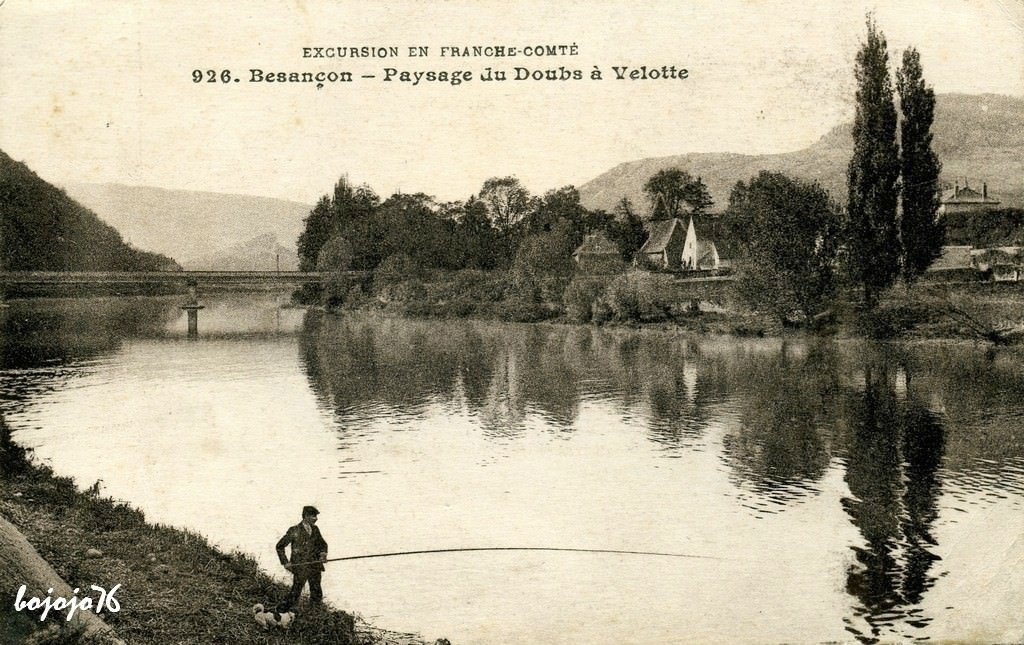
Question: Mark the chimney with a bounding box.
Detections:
[983,182,988,199]
[954,179,959,197]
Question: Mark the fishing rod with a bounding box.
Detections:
[291,546,725,567]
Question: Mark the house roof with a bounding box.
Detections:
[573,232,620,257]
[942,185,1000,204]
[639,218,682,254]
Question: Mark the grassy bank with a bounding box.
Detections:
[0,420,425,645]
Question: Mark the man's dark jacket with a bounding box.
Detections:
[276,523,328,573]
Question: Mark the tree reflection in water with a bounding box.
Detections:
[720,341,839,510]
[842,358,945,644]
[299,313,963,643]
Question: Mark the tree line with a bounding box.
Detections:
[296,165,724,277]
[296,17,944,328]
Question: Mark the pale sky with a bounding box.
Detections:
[1,0,1022,204]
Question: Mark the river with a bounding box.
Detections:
[1,293,1022,644]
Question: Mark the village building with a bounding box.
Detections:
[572,232,625,274]
[637,216,725,271]
[938,179,1000,215]
[638,218,686,269]
[681,216,720,270]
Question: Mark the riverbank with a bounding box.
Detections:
[0,420,427,645]
[307,268,1024,344]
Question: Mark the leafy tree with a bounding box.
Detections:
[297,177,379,272]
[607,197,646,262]
[846,17,901,308]
[523,186,613,251]
[480,176,535,263]
[643,168,712,221]
[525,186,586,235]
[453,197,502,270]
[730,171,842,325]
[480,176,534,232]
[316,235,354,272]
[510,218,576,302]
[373,252,424,290]
[897,47,944,283]
[363,192,450,270]
[297,196,334,272]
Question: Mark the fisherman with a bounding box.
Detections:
[276,505,329,610]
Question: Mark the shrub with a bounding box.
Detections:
[373,253,423,292]
[497,298,559,323]
[321,275,353,309]
[852,302,932,339]
[562,276,610,323]
[604,271,674,322]
[384,279,428,303]
[510,221,575,303]
[316,236,354,272]
[449,270,508,302]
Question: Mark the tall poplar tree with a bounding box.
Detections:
[897,47,944,283]
[846,17,901,308]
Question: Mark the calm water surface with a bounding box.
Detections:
[1,294,1023,644]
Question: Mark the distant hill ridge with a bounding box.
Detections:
[64,183,311,269]
[184,232,299,271]
[579,94,1024,214]
[0,150,177,271]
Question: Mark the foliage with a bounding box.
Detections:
[943,208,1024,246]
[382,278,428,304]
[446,270,508,302]
[0,151,178,271]
[524,186,612,242]
[643,168,713,220]
[562,276,612,323]
[320,275,352,309]
[495,298,559,323]
[479,176,535,233]
[476,176,534,266]
[729,171,842,325]
[373,252,424,290]
[297,196,334,273]
[897,47,944,283]
[510,218,576,302]
[315,235,354,272]
[606,197,647,262]
[297,177,379,272]
[845,16,901,308]
[605,271,674,322]
[447,197,504,269]
[296,174,623,286]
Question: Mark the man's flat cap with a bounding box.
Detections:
[302,505,320,516]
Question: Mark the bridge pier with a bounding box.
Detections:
[180,279,205,339]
